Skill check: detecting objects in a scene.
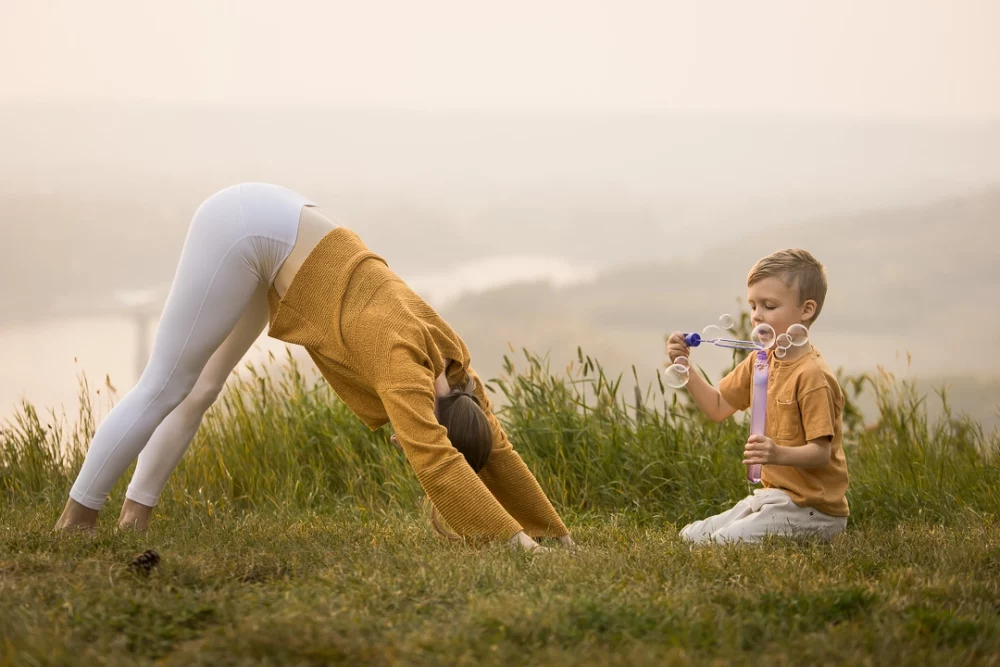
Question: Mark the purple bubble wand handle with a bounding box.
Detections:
[747,350,768,483]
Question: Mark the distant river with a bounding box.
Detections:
[0,255,599,425]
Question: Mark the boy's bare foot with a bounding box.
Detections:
[54,498,99,532]
[117,499,154,531]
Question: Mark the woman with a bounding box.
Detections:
[55,183,572,551]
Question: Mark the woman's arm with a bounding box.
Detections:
[382,382,526,538]
[378,347,540,541]
[466,368,571,539]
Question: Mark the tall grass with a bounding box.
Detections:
[3,336,1000,665]
[3,341,998,530]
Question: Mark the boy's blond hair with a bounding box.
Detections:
[748,249,827,325]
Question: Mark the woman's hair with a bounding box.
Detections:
[426,376,494,541]
[434,377,493,474]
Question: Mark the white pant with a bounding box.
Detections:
[679,488,847,544]
[69,184,313,509]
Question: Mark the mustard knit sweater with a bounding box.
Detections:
[265,227,569,539]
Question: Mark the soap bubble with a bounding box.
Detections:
[776,333,792,350]
[786,323,809,346]
[701,325,721,341]
[674,355,690,368]
[718,313,735,330]
[663,363,690,388]
[775,346,787,359]
[751,323,776,350]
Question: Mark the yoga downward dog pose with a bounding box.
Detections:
[56,183,572,551]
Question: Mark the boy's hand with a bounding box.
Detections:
[666,332,690,363]
[743,434,779,465]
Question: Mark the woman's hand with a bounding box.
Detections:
[509,531,550,552]
[555,534,576,549]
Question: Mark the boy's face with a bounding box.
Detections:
[747,275,816,335]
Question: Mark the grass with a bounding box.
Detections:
[2,343,1000,665]
[2,510,999,666]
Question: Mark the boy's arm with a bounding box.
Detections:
[784,383,837,467]
[789,437,832,467]
[666,332,745,421]
[685,368,739,422]
[751,435,832,468]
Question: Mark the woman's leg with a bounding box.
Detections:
[118,284,269,529]
[114,186,316,528]
[57,186,270,528]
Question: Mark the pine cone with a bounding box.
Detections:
[129,549,161,575]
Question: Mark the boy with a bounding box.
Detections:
[667,249,849,544]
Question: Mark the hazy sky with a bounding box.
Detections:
[2,0,998,118]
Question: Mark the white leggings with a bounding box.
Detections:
[70,183,314,509]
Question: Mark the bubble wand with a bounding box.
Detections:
[747,350,768,483]
[663,315,810,483]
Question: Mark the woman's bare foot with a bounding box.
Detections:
[117,499,154,531]
[54,498,99,532]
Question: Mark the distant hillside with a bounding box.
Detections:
[491,185,1000,336]
[440,188,1000,426]
[3,103,1000,325]
[0,187,812,324]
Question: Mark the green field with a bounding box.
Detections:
[3,348,999,666]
